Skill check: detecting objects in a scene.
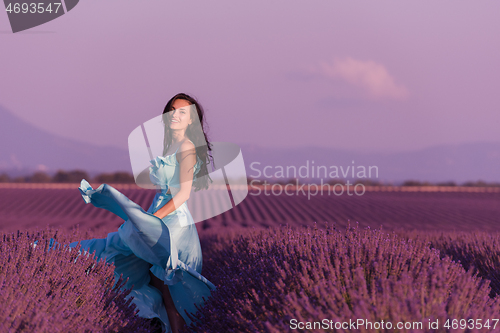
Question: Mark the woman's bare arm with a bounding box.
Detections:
[153,140,196,219]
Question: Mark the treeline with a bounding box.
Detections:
[0,170,135,183]
[1,172,498,187]
[399,180,500,187]
[247,177,500,187]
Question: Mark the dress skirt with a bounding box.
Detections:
[64,180,215,333]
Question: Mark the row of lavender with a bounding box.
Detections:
[0,227,156,332]
[2,224,500,332]
[193,223,500,332]
[1,188,499,233]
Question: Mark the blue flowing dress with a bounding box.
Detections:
[67,143,215,332]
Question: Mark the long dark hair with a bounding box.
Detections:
[161,93,213,191]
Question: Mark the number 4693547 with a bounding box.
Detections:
[5,2,62,14]
[444,319,499,330]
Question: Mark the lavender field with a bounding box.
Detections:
[2,184,500,332]
[1,184,499,235]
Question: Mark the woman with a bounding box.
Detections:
[70,93,216,333]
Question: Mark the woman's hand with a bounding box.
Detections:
[153,211,164,219]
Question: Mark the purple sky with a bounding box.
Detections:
[1,1,499,154]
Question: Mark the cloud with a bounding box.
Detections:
[311,57,409,100]
[36,164,48,172]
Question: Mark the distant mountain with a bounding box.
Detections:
[239,142,500,184]
[0,104,130,178]
[1,104,499,183]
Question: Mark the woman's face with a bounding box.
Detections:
[168,99,193,131]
